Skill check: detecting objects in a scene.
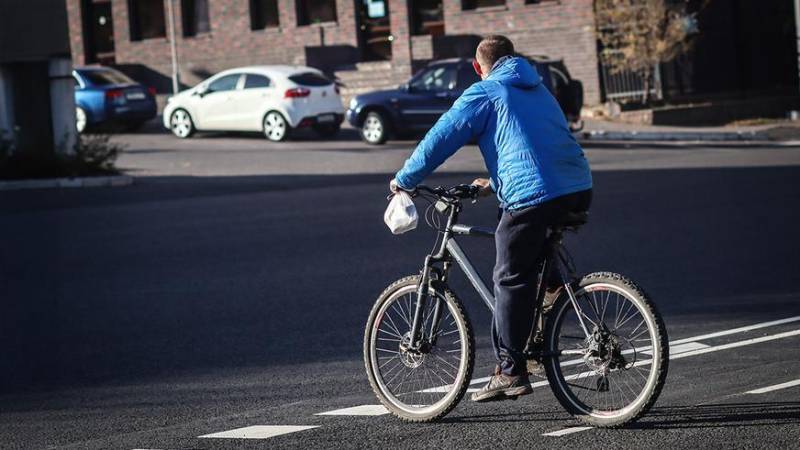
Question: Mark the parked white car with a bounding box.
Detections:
[162,65,344,141]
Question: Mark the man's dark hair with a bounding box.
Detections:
[476,35,515,68]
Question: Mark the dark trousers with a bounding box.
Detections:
[492,189,592,376]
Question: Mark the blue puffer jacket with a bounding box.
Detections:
[394,57,592,210]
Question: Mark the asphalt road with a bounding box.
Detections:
[2,130,800,449]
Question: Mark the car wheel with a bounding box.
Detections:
[361,111,388,145]
[170,109,195,138]
[263,111,290,142]
[312,123,341,139]
[76,107,88,133]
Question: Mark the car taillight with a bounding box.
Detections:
[284,87,310,98]
[147,86,157,96]
[105,89,124,100]
[105,89,126,105]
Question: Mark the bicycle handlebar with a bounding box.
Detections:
[414,184,481,201]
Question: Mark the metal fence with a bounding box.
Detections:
[599,61,663,104]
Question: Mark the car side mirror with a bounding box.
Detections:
[194,86,208,97]
[400,83,411,92]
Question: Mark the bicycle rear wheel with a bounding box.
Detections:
[364,276,474,422]
[544,272,668,427]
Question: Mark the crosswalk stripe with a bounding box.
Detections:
[199,425,318,439]
[746,378,800,394]
[542,426,593,436]
[316,405,389,416]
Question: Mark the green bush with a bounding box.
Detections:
[0,132,124,180]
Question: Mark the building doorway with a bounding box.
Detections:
[357,0,392,61]
[83,0,116,65]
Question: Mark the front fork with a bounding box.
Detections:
[408,257,448,350]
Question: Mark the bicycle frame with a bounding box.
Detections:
[408,199,593,350]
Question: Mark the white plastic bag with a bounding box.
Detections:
[384,191,418,235]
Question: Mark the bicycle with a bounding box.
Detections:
[364,184,668,427]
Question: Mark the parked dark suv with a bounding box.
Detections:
[346,57,583,145]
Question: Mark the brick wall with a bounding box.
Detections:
[66,0,601,104]
[67,0,360,89]
[442,0,600,104]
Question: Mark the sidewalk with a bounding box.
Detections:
[581,118,800,143]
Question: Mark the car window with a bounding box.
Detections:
[288,72,332,87]
[410,65,457,92]
[548,66,569,95]
[457,64,480,91]
[73,75,83,89]
[244,74,271,89]
[79,69,135,86]
[207,74,241,93]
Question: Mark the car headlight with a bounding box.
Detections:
[349,98,358,110]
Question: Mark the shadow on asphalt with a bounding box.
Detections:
[439,402,800,427]
[630,402,800,429]
[2,166,799,393]
[440,410,573,424]
[581,140,800,150]
[96,117,799,149]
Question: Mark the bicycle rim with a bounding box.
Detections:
[367,284,471,417]
[546,277,664,423]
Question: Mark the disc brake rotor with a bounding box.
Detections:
[399,332,426,368]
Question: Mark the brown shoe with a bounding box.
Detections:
[470,368,533,402]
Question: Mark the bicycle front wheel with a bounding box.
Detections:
[364,276,474,422]
[544,272,668,428]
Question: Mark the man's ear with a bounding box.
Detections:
[472,59,482,77]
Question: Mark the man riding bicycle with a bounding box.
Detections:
[390,35,593,402]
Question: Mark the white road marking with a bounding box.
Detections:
[669,329,800,360]
[421,324,800,394]
[558,315,800,369]
[199,425,318,439]
[643,341,709,355]
[542,426,593,437]
[746,378,800,395]
[543,329,800,387]
[670,315,800,345]
[316,405,389,416]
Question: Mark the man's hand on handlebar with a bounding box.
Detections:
[389,178,415,195]
[471,178,494,198]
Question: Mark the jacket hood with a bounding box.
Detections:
[486,56,542,89]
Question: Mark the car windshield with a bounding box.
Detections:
[80,69,136,86]
[410,65,456,92]
[288,72,332,87]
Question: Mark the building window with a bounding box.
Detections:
[182,0,210,36]
[411,0,444,36]
[525,0,557,4]
[462,0,505,10]
[128,0,167,41]
[296,0,337,26]
[250,0,280,29]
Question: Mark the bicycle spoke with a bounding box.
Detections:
[554,284,660,416]
[370,286,468,412]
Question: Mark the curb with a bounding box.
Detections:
[0,175,133,192]
[581,130,765,142]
